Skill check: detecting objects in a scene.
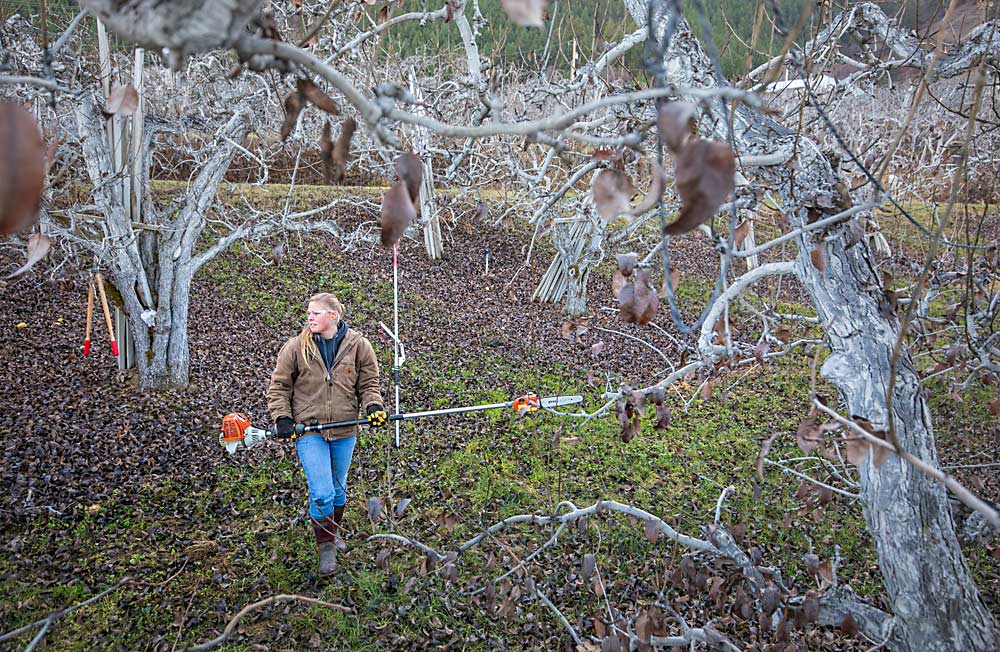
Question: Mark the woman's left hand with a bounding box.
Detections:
[366,404,388,428]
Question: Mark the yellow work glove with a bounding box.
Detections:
[366,404,388,429]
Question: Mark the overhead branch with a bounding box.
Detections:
[235,34,760,141]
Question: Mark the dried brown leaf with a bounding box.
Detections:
[0,103,45,234]
[592,168,637,221]
[800,590,820,624]
[611,270,628,300]
[395,153,423,204]
[280,92,306,140]
[840,613,859,636]
[657,101,697,153]
[643,519,660,545]
[271,242,286,264]
[803,553,820,577]
[380,182,416,247]
[319,121,334,184]
[665,139,736,235]
[658,268,682,297]
[7,232,50,278]
[593,614,606,638]
[296,78,339,115]
[653,404,671,430]
[762,587,781,616]
[625,161,668,217]
[500,0,546,27]
[734,220,750,246]
[617,282,636,320]
[615,252,638,276]
[105,84,139,117]
[331,117,356,183]
[810,243,827,272]
[632,269,659,325]
[753,339,770,365]
[796,412,822,454]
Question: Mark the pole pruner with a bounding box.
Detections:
[219,393,583,455]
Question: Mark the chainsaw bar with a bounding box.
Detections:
[539,395,583,409]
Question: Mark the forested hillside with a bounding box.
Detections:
[381,0,805,77]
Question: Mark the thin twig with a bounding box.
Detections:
[813,399,999,529]
[535,586,582,645]
[763,458,860,499]
[185,595,351,651]
[0,578,129,647]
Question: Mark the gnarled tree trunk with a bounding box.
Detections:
[77,93,249,389]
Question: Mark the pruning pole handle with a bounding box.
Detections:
[94,272,119,356]
[83,280,94,355]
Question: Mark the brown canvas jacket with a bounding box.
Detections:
[267,328,383,440]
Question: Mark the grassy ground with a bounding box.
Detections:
[2,188,997,651]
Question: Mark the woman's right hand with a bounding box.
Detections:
[274,416,296,439]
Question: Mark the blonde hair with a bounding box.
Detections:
[299,293,346,363]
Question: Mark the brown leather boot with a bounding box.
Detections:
[311,516,338,575]
[332,505,348,552]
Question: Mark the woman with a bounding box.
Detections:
[267,293,386,575]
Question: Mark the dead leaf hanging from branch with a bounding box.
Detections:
[280,91,306,140]
[394,153,423,205]
[7,232,51,278]
[592,168,636,221]
[665,138,736,236]
[501,0,547,27]
[380,183,416,247]
[332,118,356,182]
[618,269,659,325]
[296,78,339,115]
[0,103,46,235]
[658,101,697,153]
[104,84,139,117]
[319,121,334,184]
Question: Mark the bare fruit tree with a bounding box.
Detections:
[2,0,998,649]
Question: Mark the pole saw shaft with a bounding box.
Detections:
[299,400,513,434]
[219,394,584,454]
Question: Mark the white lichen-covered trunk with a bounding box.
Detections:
[77,94,249,389]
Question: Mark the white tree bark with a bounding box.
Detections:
[76,93,250,388]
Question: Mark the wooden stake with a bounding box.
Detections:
[94,272,118,356]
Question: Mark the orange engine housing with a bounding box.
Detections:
[220,412,252,442]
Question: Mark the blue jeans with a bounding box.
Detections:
[295,435,357,520]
